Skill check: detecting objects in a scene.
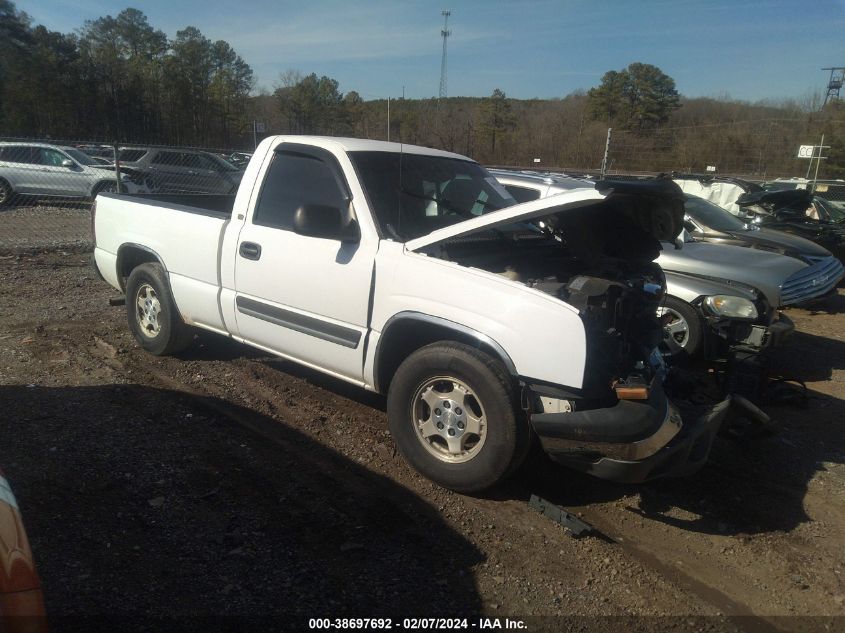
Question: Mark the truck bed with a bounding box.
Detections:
[116,193,236,218]
[94,192,234,333]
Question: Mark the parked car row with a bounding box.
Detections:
[672,173,845,262]
[0,142,252,206]
[489,169,843,360]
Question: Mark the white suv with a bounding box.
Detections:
[0,142,124,205]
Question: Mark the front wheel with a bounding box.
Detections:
[657,295,703,358]
[387,342,526,493]
[126,263,193,355]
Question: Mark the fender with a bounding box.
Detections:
[372,311,518,393]
[115,243,168,291]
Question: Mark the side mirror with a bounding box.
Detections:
[61,159,74,168]
[293,204,360,242]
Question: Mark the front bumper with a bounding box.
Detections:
[529,381,731,483]
[704,311,795,356]
[731,312,794,352]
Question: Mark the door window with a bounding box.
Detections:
[151,151,183,166]
[37,149,67,166]
[0,146,38,164]
[253,152,346,230]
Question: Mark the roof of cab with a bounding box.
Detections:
[265,135,472,161]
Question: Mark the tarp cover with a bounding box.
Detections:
[672,179,750,216]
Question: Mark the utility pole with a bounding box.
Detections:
[600,128,612,179]
[439,10,451,99]
[822,67,845,107]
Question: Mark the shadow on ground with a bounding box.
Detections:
[184,328,845,540]
[0,384,482,632]
[499,376,844,538]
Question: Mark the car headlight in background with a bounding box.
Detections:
[703,295,758,319]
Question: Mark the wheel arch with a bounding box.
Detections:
[89,179,117,198]
[373,312,518,394]
[115,243,167,292]
[0,176,13,204]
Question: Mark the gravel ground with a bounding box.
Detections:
[0,203,92,254]
[1,248,844,633]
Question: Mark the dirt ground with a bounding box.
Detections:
[1,230,844,630]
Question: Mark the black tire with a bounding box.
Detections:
[659,295,703,358]
[92,181,117,198]
[0,179,13,207]
[126,263,193,356]
[387,342,527,493]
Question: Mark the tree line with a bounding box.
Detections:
[0,1,253,146]
[2,1,843,179]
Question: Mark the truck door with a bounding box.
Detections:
[233,146,377,384]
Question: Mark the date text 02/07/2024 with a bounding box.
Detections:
[307,618,528,630]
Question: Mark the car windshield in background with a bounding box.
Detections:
[208,153,241,172]
[349,151,517,241]
[62,147,98,166]
[817,197,845,223]
[685,195,748,232]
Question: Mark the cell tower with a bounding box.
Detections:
[822,67,845,107]
[439,10,451,99]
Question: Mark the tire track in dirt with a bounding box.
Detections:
[81,327,775,622]
[8,267,842,624]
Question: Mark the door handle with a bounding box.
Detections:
[239,241,262,260]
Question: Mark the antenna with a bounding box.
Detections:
[822,67,845,107]
[439,10,451,99]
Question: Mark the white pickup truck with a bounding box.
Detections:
[93,136,729,492]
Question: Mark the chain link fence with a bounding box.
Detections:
[0,136,251,254]
[3,127,844,254]
[601,122,844,200]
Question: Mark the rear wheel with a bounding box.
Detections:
[126,263,193,355]
[0,179,12,207]
[387,342,527,493]
[92,181,117,198]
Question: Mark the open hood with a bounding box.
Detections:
[406,179,685,251]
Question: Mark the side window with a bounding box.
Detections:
[152,151,182,166]
[253,152,347,230]
[38,149,67,166]
[505,184,540,203]
[181,153,204,169]
[119,149,147,162]
[189,154,218,171]
[2,146,36,164]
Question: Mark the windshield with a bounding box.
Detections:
[62,147,98,166]
[684,195,748,232]
[349,151,517,241]
[208,153,241,172]
[815,197,845,223]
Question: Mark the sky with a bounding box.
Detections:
[16,0,845,102]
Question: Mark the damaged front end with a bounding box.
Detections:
[411,179,731,482]
[524,261,732,483]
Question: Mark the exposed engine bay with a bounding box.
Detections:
[421,202,670,400]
